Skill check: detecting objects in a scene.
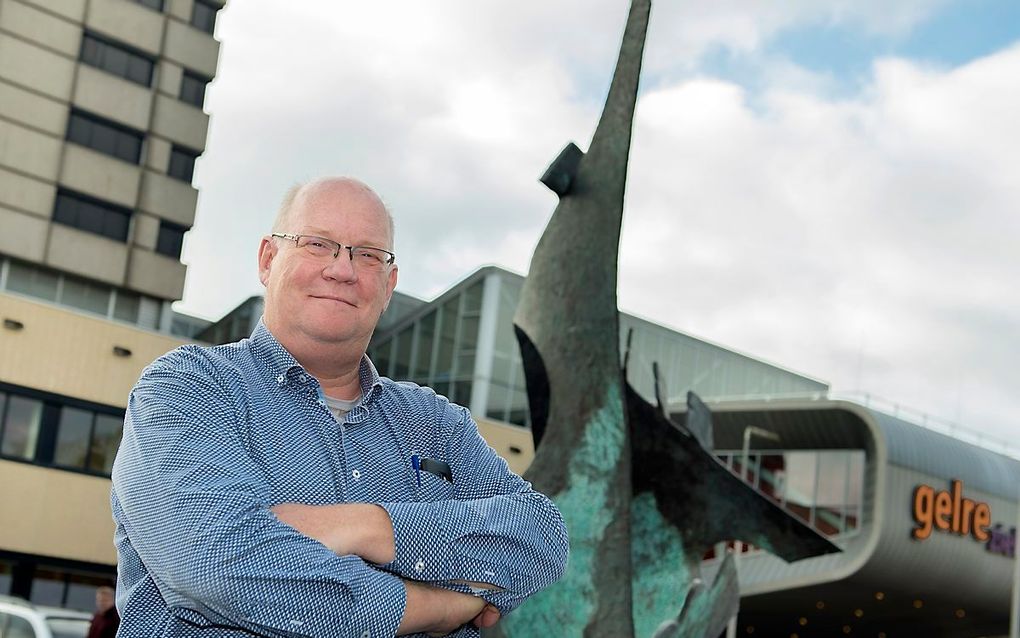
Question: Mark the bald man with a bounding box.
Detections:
[111,178,568,637]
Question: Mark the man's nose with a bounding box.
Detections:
[323,248,358,280]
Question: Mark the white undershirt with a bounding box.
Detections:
[322,394,362,422]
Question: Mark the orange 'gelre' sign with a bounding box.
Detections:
[912,479,991,541]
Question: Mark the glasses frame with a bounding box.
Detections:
[271,233,396,266]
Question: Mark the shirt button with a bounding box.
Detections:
[352,469,361,480]
[360,632,370,638]
[276,374,285,384]
[414,560,425,572]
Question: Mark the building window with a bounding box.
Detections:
[0,395,43,460]
[156,221,187,259]
[79,32,154,87]
[132,0,164,10]
[53,190,131,242]
[168,146,199,183]
[66,110,143,164]
[1,258,165,330]
[191,0,219,34]
[0,384,124,478]
[180,71,210,108]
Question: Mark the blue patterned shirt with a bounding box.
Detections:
[111,321,568,637]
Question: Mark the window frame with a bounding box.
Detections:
[179,70,211,108]
[52,189,132,242]
[156,221,188,259]
[65,109,144,164]
[79,31,155,87]
[0,382,125,478]
[167,145,200,183]
[190,0,219,35]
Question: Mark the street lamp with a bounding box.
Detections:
[726,426,782,638]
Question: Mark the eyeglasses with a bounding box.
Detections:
[271,233,395,271]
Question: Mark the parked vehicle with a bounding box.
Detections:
[0,596,91,638]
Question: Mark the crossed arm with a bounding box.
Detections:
[271,502,500,634]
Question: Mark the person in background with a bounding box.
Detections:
[87,586,119,638]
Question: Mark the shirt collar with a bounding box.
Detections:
[248,318,384,402]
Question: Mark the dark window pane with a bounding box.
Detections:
[2,395,43,460]
[156,222,186,258]
[168,146,198,182]
[54,407,93,469]
[414,312,436,380]
[53,191,131,242]
[180,71,208,107]
[134,0,164,10]
[191,0,218,34]
[65,110,143,164]
[79,33,153,87]
[104,46,129,77]
[89,414,122,474]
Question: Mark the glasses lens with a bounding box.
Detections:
[296,235,337,258]
[351,247,391,270]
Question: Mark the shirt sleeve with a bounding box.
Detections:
[112,350,406,638]
[378,401,569,616]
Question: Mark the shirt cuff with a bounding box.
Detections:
[346,566,407,638]
[377,500,484,582]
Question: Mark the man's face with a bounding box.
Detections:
[258,181,398,349]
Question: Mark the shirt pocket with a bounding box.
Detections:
[415,467,455,502]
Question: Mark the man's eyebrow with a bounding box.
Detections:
[301,228,388,246]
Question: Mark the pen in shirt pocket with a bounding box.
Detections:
[411,454,453,485]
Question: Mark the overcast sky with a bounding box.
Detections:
[177,1,1020,445]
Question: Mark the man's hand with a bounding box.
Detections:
[398,580,500,636]
[271,502,395,564]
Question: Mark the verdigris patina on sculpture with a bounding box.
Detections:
[492,1,840,636]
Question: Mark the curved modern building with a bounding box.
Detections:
[695,398,1020,638]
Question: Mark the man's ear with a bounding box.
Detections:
[257,236,276,286]
[382,264,399,315]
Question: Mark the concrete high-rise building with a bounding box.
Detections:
[0,0,224,609]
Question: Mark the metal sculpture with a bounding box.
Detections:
[493,1,840,635]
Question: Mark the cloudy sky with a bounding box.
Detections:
[178,1,1020,445]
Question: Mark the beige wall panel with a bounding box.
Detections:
[158,60,183,97]
[0,167,55,218]
[21,0,86,22]
[0,461,116,565]
[132,211,159,250]
[0,119,61,181]
[167,0,192,22]
[0,0,82,56]
[59,142,140,206]
[164,19,219,78]
[144,136,171,172]
[138,169,197,226]
[0,205,48,262]
[0,34,75,101]
[151,93,208,150]
[0,79,68,135]
[85,0,163,56]
[73,65,152,131]
[0,294,187,406]
[476,417,534,476]
[126,246,186,300]
[45,223,129,285]
[60,144,141,208]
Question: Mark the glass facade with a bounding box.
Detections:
[369,266,828,429]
